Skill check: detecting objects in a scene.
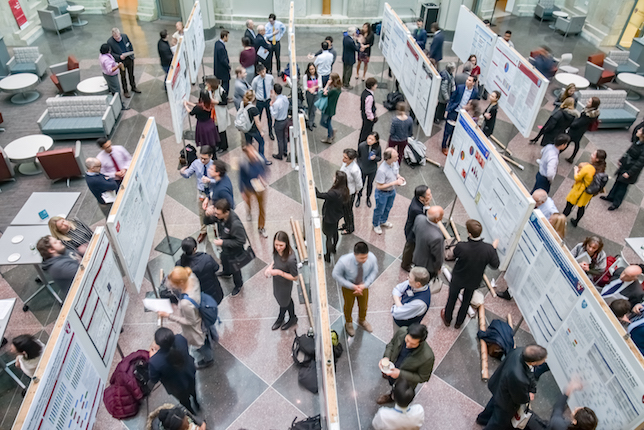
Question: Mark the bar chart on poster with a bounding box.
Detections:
[166,38,192,143]
[183,1,205,84]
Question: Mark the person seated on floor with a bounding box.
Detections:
[372,378,425,430]
[391,267,432,328]
[569,237,607,280]
[525,378,598,430]
[48,216,94,256]
[600,264,643,306]
[37,235,81,292]
[532,189,559,219]
[10,334,44,379]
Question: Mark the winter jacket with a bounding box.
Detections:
[617,139,644,184]
[567,107,599,144]
[566,163,595,207]
[477,319,514,357]
[540,108,578,146]
[439,70,454,103]
[103,350,149,419]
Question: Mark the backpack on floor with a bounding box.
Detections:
[235,105,253,132]
[181,292,219,327]
[292,331,316,366]
[290,415,322,430]
[383,91,405,110]
[404,138,427,167]
[584,172,609,196]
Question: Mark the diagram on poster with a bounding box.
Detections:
[183,1,205,84]
[401,40,419,104]
[166,38,191,143]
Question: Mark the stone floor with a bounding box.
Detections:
[0,9,643,430]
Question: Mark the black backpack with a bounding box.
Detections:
[292,331,316,366]
[585,172,609,196]
[132,359,151,396]
[179,144,197,168]
[383,91,405,110]
[290,415,322,430]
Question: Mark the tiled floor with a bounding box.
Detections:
[1,9,643,430]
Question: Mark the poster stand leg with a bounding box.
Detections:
[446,195,458,226]
[489,0,499,27]
[289,125,298,170]
[154,211,182,255]
[116,343,125,359]
[146,264,160,298]
[378,58,389,90]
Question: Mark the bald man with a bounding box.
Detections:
[410,206,444,279]
[85,157,119,217]
[532,189,559,220]
[601,265,643,307]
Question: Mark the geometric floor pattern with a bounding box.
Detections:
[1,10,644,430]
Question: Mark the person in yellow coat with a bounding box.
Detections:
[563,149,607,227]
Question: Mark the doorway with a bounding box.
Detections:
[157,0,181,19]
[619,0,644,48]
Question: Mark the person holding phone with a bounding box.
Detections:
[356,132,382,208]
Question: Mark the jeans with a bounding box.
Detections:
[256,99,273,134]
[357,170,376,200]
[532,172,551,194]
[305,91,318,126]
[372,189,396,227]
[435,102,446,122]
[441,121,455,149]
[320,113,334,138]
[245,129,266,157]
[162,65,170,84]
[175,381,198,414]
[606,180,629,208]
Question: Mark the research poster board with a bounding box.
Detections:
[183,1,205,84]
[166,38,191,143]
[379,3,408,81]
[506,211,644,430]
[444,111,534,270]
[107,118,168,291]
[484,39,548,138]
[452,6,496,79]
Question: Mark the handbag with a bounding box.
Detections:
[228,229,256,272]
[588,118,600,132]
[511,403,532,429]
[429,277,443,294]
[314,94,328,112]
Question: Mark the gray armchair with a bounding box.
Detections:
[47,0,70,14]
[555,15,586,39]
[38,9,73,38]
[6,47,47,77]
[604,50,640,74]
[534,0,559,22]
[50,60,80,94]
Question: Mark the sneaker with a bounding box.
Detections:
[195,359,214,369]
[345,322,355,337]
[246,213,252,221]
[281,316,298,330]
[259,228,268,238]
[358,319,373,333]
[570,219,578,227]
[217,272,232,278]
[498,289,512,301]
[265,160,273,165]
[231,285,243,296]
[373,225,382,235]
[381,222,393,229]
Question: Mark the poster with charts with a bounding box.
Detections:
[184,1,205,84]
[452,6,496,78]
[166,38,191,143]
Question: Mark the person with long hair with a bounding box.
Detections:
[356,132,382,208]
[565,97,600,163]
[340,148,363,235]
[10,334,43,378]
[239,36,256,83]
[264,231,299,330]
[480,90,500,137]
[48,216,93,256]
[468,55,481,78]
[570,236,607,279]
[356,22,374,81]
[316,171,350,262]
[184,90,220,150]
[148,327,199,414]
[554,83,579,109]
[530,97,579,146]
[176,237,223,304]
[241,90,271,164]
[389,102,413,156]
[563,150,607,227]
[205,77,230,153]
[303,62,321,131]
[240,143,269,237]
[549,213,567,240]
[525,379,597,430]
[320,73,343,144]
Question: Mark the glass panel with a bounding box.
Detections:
[620,0,644,48]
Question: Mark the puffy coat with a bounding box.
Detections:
[103,350,149,419]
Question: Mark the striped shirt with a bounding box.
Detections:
[61,218,93,252]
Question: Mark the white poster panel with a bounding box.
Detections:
[107,118,168,290]
[485,39,548,138]
[444,112,534,269]
[452,6,496,78]
[166,38,191,144]
[506,212,644,430]
[379,3,408,80]
[183,1,205,84]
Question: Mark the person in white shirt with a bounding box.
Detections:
[501,30,514,48]
[314,41,334,87]
[372,378,424,430]
[269,83,290,160]
[340,148,363,235]
[11,334,44,379]
[531,134,570,194]
[96,137,132,181]
[171,21,184,53]
[532,189,559,219]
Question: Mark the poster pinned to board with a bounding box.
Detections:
[183,1,205,84]
[166,38,191,144]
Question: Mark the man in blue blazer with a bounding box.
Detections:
[428,23,443,63]
[342,28,360,88]
[441,76,479,154]
[214,30,231,94]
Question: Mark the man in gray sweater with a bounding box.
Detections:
[411,206,444,279]
[37,236,81,292]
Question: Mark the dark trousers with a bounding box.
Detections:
[256,99,273,134]
[388,138,408,157]
[305,90,318,126]
[567,139,581,160]
[606,180,629,208]
[218,130,228,151]
[444,283,476,326]
[531,172,551,194]
[119,58,136,92]
[274,119,288,157]
[220,252,243,290]
[343,193,356,233]
[342,63,353,86]
[435,102,446,122]
[477,397,515,430]
[268,41,281,72]
[401,240,415,270]
[175,382,198,415]
[321,74,330,87]
[359,119,375,143]
[441,121,455,149]
[221,79,230,95]
[278,298,295,320]
[322,219,339,257]
[563,201,586,222]
[357,170,376,200]
[245,130,266,157]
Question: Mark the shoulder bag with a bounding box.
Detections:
[228,228,256,272]
[511,403,532,429]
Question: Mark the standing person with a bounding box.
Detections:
[356,22,374,81]
[442,75,479,155]
[213,30,231,94]
[441,220,499,329]
[377,324,434,404]
[244,19,256,42]
[240,144,269,237]
[342,27,360,88]
[316,171,350,262]
[314,42,333,88]
[107,28,139,97]
[476,345,548,430]
[205,77,230,153]
[553,83,579,109]
[332,242,379,336]
[85,158,119,216]
[212,199,247,296]
[340,148,363,235]
[372,378,425,430]
[240,90,271,164]
[180,146,214,243]
[303,62,321,131]
[359,77,379,143]
[158,267,213,369]
[96,138,132,182]
[391,267,432,327]
[10,335,43,379]
[176,237,223,304]
[239,36,256,83]
[203,160,235,212]
[254,25,271,71]
[530,97,578,146]
[251,64,276,141]
[356,132,382,207]
[480,90,500,137]
[428,23,444,63]
[411,205,444,278]
[401,186,432,272]
[184,91,220,151]
[565,97,600,163]
[531,134,570,194]
[312,36,338,65]
[468,55,481,78]
[148,327,199,414]
[602,128,644,211]
[454,62,472,87]
[270,83,290,160]
[372,148,405,235]
[265,14,286,73]
[171,21,184,51]
[436,62,456,123]
[48,216,93,256]
[320,73,343,144]
[563,150,607,226]
[413,18,427,51]
[99,44,128,107]
[233,67,251,110]
[264,231,299,330]
[158,30,173,82]
[37,236,80,292]
[388,102,413,156]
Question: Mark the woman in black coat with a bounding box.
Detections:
[148,328,199,414]
[316,171,350,262]
[176,237,224,304]
[481,90,500,137]
[356,132,382,208]
[530,97,579,146]
[565,97,600,163]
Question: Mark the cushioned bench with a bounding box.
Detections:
[37,94,122,140]
[576,89,639,129]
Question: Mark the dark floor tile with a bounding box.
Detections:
[272,364,320,418]
[166,178,201,216]
[1,266,63,326]
[270,169,302,205]
[490,118,519,146]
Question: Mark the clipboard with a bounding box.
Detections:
[257,47,269,60]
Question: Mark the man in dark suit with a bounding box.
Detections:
[85,157,119,218]
[428,23,443,63]
[600,265,643,307]
[244,19,256,42]
[441,75,480,154]
[108,27,139,97]
[214,30,231,94]
[254,25,271,71]
[411,206,444,279]
[401,185,432,271]
[342,27,360,89]
[601,128,644,210]
[476,345,547,430]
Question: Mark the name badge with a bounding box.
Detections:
[406,290,414,297]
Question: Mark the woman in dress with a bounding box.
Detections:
[565,97,600,163]
[530,97,579,146]
[303,62,321,131]
[184,90,220,151]
[316,171,350,262]
[563,150,607,227]
[48,216,93,255]
[239,36,256,84]
[320,73,343,144]
[388,101,413,156]
[570,236,607,280]
[10,334,43,378]
[554,83,579,109]
[264,231,299,330]
[356,131,382,208]
[480,90,500,137]
[205,77,230,153]
[356,22,374,81]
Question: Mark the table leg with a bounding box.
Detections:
[11,90,39,104]
[72,15,88,26]
[626,87,641,101]
[15,162,43,176]
[0,358,27,390]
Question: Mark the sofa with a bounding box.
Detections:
[7,47,47,77]
[576,89,639,129]
[604,50,640,74]
[37,94,122,140]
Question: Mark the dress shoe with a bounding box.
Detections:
[376,393,393,405]
[231,285,243,296]
[307,124,314,131]
[281,316,298,330]
[269,133,276,141]
[529,138,537,145]
[440,309,450,327]
[123,92,131,98]
[217,272,232,278]
[197,232,207,243]
[442,147,448,156]
[132,88,142,94]
[195,359,214,369]
[345,322,355,337]
[355,198,361,208]
[121,106,130,110]
[498,289,512,301]
[600,196,612,201]
[272,317,285,330]
[366,199,372,208]
[565,157,574,163]
[358,319,373,332]
[608,205,618,211]
[272,154,283,160]
[454,322,462,329]
[570,219,578,227]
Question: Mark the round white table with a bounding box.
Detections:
[0,74,40,104]
[77,76,108,94]
[617,72,644,100]
[66,5,87,26]
[552,11,569,18]
[554,72,590,89]
[4,134,54,175]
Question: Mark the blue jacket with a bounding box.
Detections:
[446,84,480,120]
[85,172,118,204]
[148,334,196,398]
[428,30,444,62]
[413,28,427,50]
[477,319,515,357]
[214,39,230,81]
[209,175,235,209]
[342,35,360,65]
